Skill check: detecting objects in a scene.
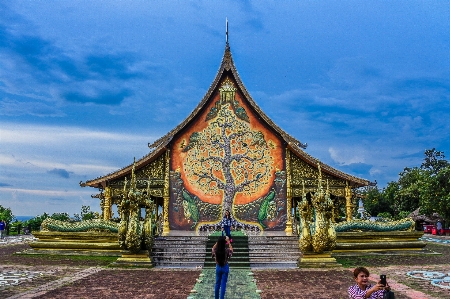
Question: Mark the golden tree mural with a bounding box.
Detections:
[182,79,274,221]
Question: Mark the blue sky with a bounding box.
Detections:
[1,1,449,216]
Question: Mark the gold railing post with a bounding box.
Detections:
[345,182,353,221]
[285,148,293,235]
[103,186,112,221]
[162,150,171,236]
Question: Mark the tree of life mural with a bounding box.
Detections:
[181,79,275,228]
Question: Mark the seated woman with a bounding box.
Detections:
[348,267,391,299]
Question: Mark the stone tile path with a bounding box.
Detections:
[0,270,45,289]
[0,235,36,246]
[5,267,103,299]
[189,268,260,299]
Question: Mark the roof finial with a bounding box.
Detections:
[226,17,229,45]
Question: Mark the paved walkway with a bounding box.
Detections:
[188,268,261,299]
[5,267,103,299]
[420,235,450,245]
[0,235,36,246]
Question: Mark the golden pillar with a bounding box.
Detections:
[162,150,171,236]
[284,148,293,235]
[345,181,353,221]
[103,186,112,221]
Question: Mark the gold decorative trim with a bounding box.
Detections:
[285,148,292,235]
[162,150,170,235]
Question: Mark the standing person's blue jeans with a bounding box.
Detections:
[222,225,231,239]
[215,263,229,299]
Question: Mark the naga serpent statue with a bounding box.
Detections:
[298,164,337,254]
[118,161,157,254]
[298,181,312,252]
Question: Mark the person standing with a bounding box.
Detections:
[212,236,233,299]
[220,210,235,242]
[436,220,443,235]
[0,219,5,239]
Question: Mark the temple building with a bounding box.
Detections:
[81,41,371,236]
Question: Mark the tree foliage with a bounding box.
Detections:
[362,148,450,222]
[0,205,15,225]
[24,213,50,232]
[73,205,97,221]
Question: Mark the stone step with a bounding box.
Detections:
[151,234,301,269]
[150,236,207,268]
[248,252,301,257]
[153,261,204,268]
[153,257,206,263]
[248,241,299,245]
[248,237,298,242]
[203,263,251,269]
[249,245,299,250]
[249,257,300,261]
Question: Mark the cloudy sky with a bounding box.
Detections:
[1,1,449,217]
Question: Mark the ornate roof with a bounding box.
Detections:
[288,141,372,187]
[148,43,307,150]
[82,43,372,189]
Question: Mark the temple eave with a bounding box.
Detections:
[82,143,167,188]
[287,143,371,188]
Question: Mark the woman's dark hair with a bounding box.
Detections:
[353,267,370,278]
[225,210,231,219]
[215,236,227,266]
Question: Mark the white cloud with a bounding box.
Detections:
[328,147,366,165]
[0,187,92,197]
[0,154,117,175]
[0,123,150,145]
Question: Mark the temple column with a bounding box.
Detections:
[284,148,293,235]
[345,182,353,221]
[162,150,171,236]
[103,187,112,221]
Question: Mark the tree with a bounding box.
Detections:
[0,205,15,225]
[183,80,273,218]
[365,149,450,223]
[74,205,97,221]
[50,212,71,221]
[362,186,393,217]
[421,148,449,174]
[24,213,49,232]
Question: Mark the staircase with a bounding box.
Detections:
[150,233,301,269]
[151,235,207,268]
[248,235,300,268]
[204,235,250,268]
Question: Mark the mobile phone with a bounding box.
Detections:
[380,274,387,286]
